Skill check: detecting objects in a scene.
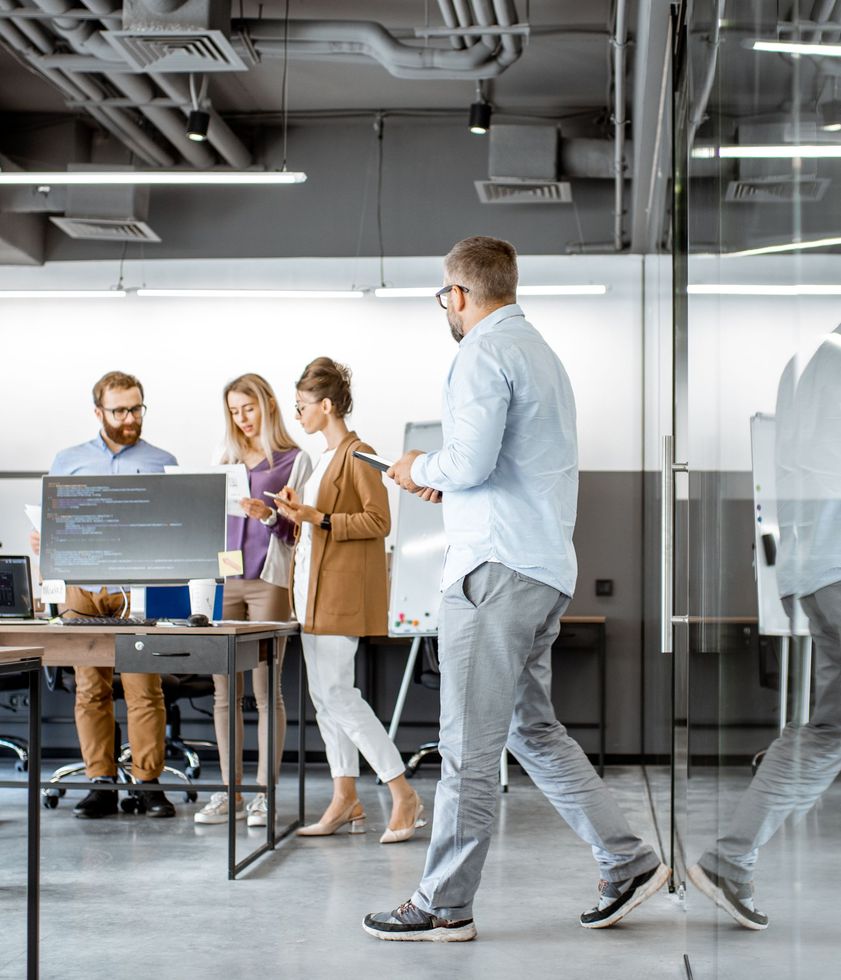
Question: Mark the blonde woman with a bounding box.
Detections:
[273,357,424,843]
[195,373,312,827]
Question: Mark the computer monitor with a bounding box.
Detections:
[40,473,227,586]
[0,555,34,619]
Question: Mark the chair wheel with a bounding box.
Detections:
[15,759,28,773]
[184,791,198,803]
[42,794,59,809]
[186,766,200,779]
[57,787,66,798]
[120,797,139,814]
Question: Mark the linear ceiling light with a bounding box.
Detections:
[727,236,841,257]
[689,284,841,295]
[751,39,841,58]
[0,289,126,299]
[0,171,307,186]
[374,285,608,298]
[693,144,841,159]
[136,288,363,299]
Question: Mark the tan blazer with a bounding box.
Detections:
[292,430,391,637]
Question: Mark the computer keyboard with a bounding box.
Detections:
[61,616,159,627]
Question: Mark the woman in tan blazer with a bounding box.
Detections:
[272,357,424,844]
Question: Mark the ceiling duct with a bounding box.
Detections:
[50,171,161,243]
[103,0,247,72]
[476,123,571,204]
[726,122,829,203]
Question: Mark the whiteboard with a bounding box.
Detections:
[388,421,445,637]
[750,413,808,637]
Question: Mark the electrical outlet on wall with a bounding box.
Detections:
[595,579,614,597]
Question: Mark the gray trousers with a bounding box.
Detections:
[411,562,660,919]
[700,581,841,883]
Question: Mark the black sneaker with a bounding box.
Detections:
[136,778,176,818]
[580,862,670,928]
[688,864,768,930]
[363,900,477,942]
[73,779,119,819]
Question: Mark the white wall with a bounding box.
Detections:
[0,254,644,553]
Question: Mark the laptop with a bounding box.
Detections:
[0,555,35,620]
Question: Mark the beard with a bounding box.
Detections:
[447,309,464,343]
[103,417,141,446]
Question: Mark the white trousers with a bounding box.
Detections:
[302,633,405,783]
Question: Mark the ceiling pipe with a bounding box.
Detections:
[612,0,628,251]
[808,1,839,42]
[452,0,479,48]
[474,0,521,63]
[436,0,467,50]
[687,0,725,149]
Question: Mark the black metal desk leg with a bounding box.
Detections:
[227,635,237,880]
[27,664,40,980]
[267,636,276,848]
[598,624,606,777]
[298,644,306,824]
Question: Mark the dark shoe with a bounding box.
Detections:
[688,864,768,930]
[362,900,476,942]
[580,862,670,928]
[73,780,119,819]
[137,778,176,818]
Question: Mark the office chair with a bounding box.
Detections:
[41,670,211,810]
[0,669,30,772]
[404,637,442,777]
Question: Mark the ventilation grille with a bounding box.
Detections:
[726,177,829,203]
[103,29,247,72]
[474,180,572,204]
[50,217,161,243]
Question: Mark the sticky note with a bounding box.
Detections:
[218,550,244,577]
[41,579,67,604]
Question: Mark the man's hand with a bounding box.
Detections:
[414,487,442,503]
[388,450,425,493]
[239,497,273,521]
[29,530,41,556]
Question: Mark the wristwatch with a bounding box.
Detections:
[319,512,332,532]
[260,508,278,527]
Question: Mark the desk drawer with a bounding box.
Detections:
[115,634,259,674]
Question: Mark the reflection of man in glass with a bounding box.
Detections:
[689,326,841,930]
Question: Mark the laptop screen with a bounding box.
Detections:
[0,555,34,619]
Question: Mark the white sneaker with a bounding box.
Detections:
[194,792,245,825]
[246,793,268,827]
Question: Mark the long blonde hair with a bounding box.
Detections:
[221,373,298,464]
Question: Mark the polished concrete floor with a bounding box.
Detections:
[0,762,836,979]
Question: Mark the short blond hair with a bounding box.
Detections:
[444,236,518,307]
[92,371,144,406]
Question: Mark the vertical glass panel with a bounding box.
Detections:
[676,1,841,976]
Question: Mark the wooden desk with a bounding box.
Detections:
[0,645,43,980]
[0,621,302,879]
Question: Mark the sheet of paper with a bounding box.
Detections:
[218,550,244,576]
[41,579,66,604]
[165,464,250,517]
[24,504,42,531]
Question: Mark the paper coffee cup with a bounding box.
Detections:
[188,578,217,618]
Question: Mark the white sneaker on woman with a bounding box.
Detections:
[246,793,268,827]
[194,792,245,825]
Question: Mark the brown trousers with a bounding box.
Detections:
[65,587,165,781]
[214,578,289,786]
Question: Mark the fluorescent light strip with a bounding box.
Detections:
[0,171,306,186]
[694,144,841,159]
[728,236,841,257]
[752,39,841,58]
[0,289,126,299]
[374,285,608,298]
[689,284,841,295]
[136,288,363,299]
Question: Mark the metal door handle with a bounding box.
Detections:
[661,435,688,653]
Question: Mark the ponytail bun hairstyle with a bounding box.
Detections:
[296,357,353,418]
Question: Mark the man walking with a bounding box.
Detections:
[364,236,667,942]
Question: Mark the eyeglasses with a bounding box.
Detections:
[100,404,146,421]
[435,284,470,310]
[294,400,318,415]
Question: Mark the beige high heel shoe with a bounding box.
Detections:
[296,799,366,837]
[379,792,426,844]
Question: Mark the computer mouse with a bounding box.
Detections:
[186,613,210,627]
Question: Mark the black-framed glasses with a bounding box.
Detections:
[100,404,146,421]
[435,284,470,309]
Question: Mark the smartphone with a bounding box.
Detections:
[262,490,282,498]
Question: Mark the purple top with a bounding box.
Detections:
[227,448,300,580]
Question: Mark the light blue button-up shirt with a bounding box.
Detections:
[411,303,578,596]
[49,434,177,477]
